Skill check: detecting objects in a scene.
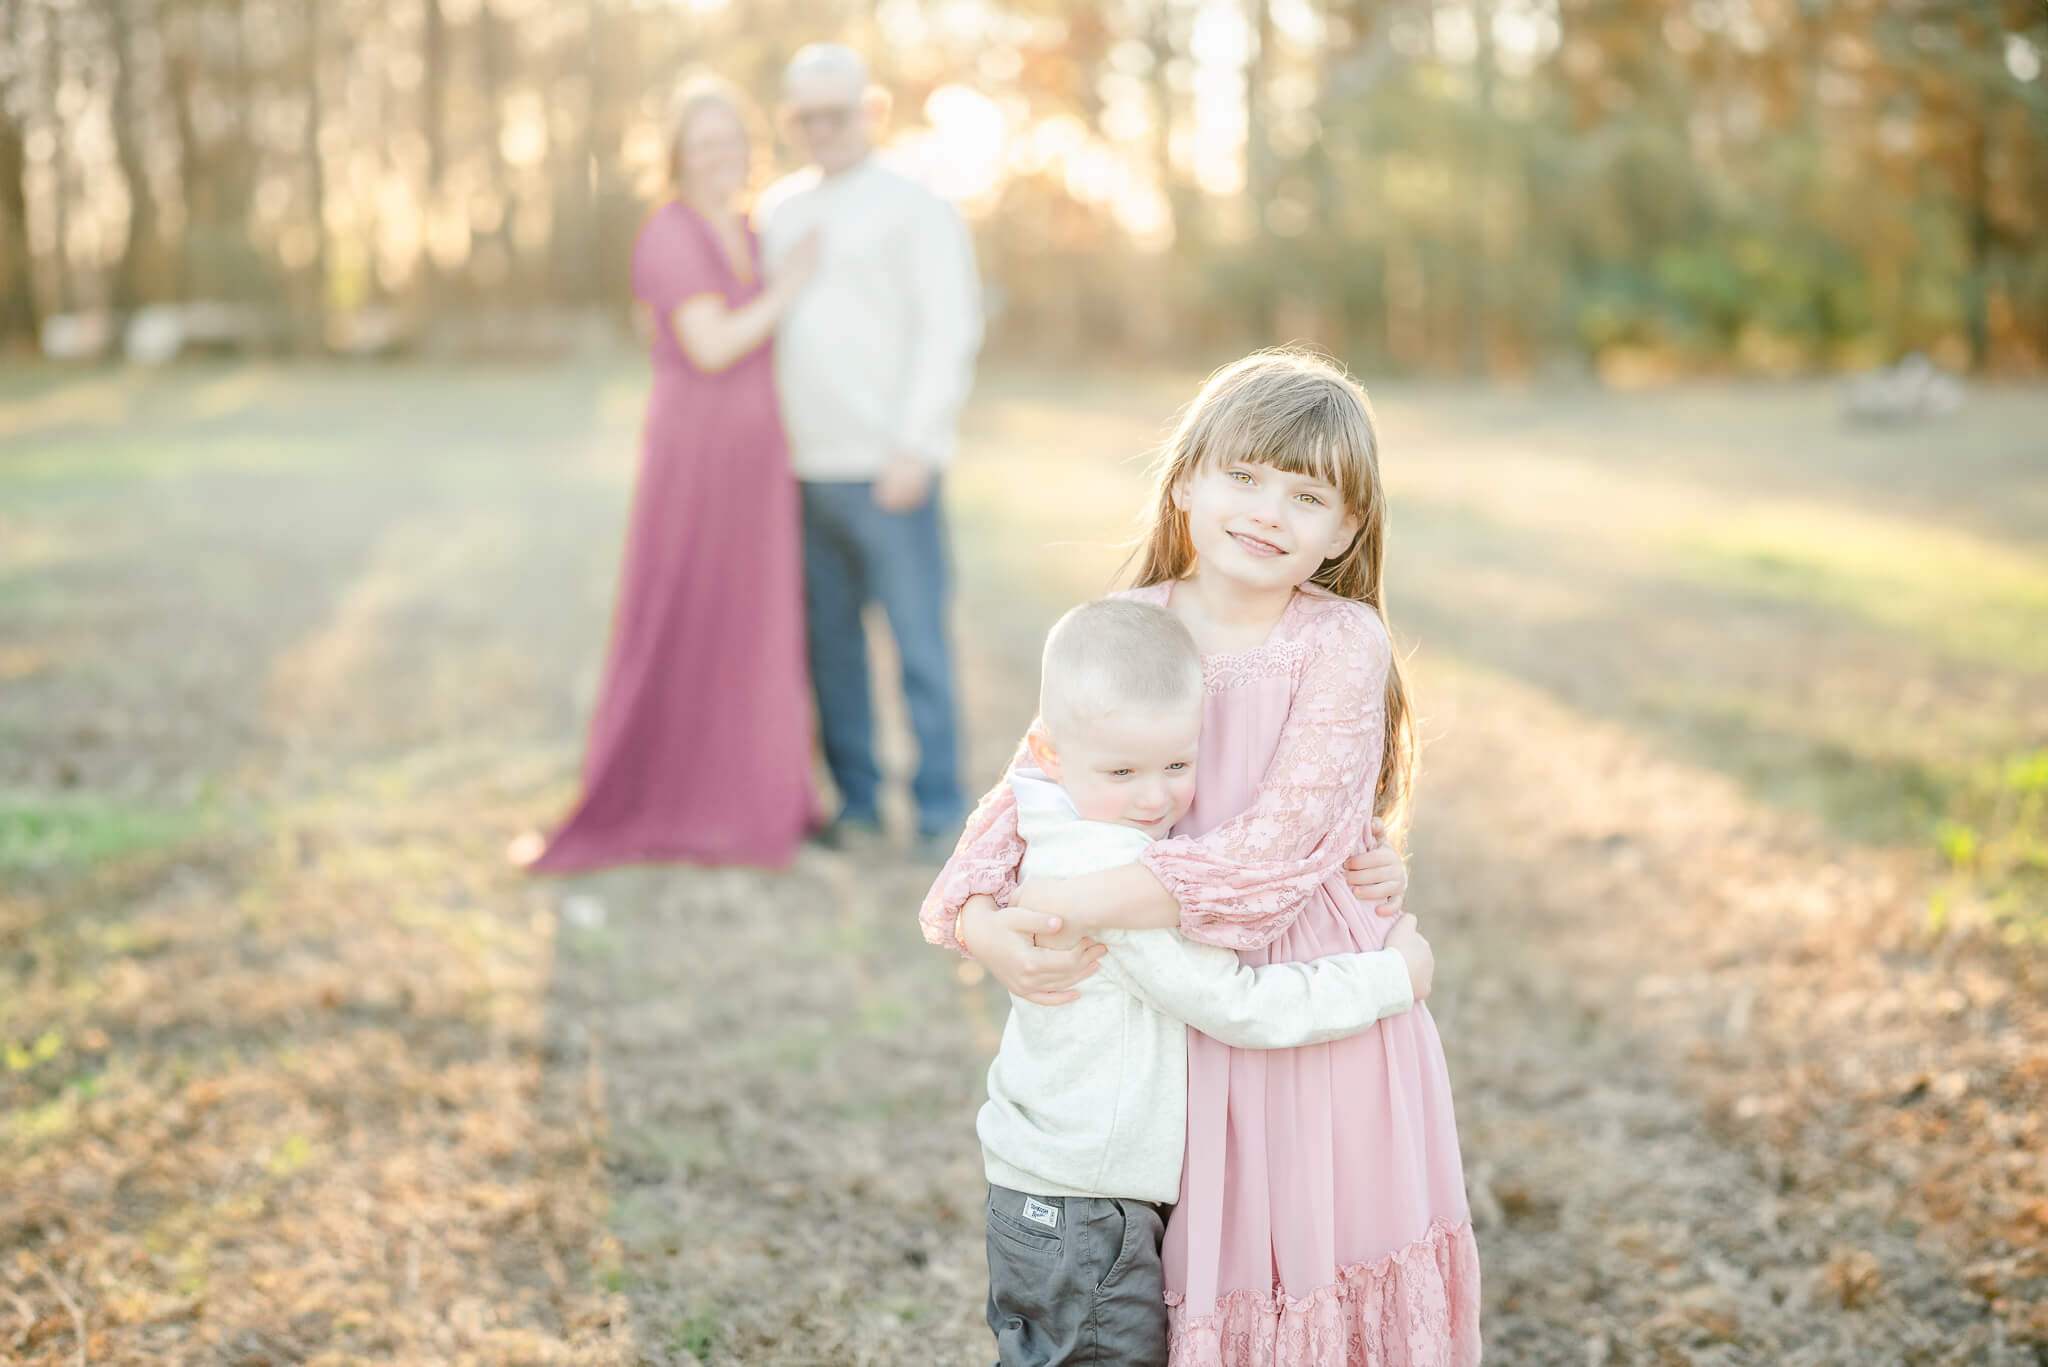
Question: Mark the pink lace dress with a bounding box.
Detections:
[922,584,1481,1367]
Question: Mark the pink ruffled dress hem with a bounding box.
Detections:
[1164,1217,1483,1367]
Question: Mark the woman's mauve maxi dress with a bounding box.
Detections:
[531,202,817,873]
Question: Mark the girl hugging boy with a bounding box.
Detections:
[979,597,1434,1366]
[921,351,1481,1367]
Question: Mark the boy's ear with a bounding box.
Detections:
[1026,728,1061,780]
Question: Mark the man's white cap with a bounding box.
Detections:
[783,43,870,97]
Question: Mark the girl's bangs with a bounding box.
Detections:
[1195,397,1373,511]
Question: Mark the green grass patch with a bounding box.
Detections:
[670,1313,721,1361]
[3,1028,66,1072]
[0,431,355,504]
[857,999,912,1036]
[1669,702,2046,937]
[12,1092,77,1144]
[0,790,211,873]
[1679,506,2048,672]
[1671,700,1949,846]
[1929,749,2048,941]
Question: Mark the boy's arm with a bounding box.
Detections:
[1099,928,1416,1050]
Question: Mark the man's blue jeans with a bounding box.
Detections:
[799,479,964,836]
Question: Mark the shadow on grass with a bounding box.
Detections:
[1394,495,2048,936]
[532,852,1001,1366]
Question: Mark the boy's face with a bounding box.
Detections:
[1033,700,1202,836]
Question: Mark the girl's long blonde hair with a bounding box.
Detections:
[1126,348,1417,836]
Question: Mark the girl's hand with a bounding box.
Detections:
[1343,818,1408,917]
[1384,913,1433,1002]
[959,895,1104,1005]
[1008,877,1072,937]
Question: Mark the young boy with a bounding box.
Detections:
[977,598,1433,1367]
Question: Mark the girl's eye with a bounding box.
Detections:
[1110,768,1133,778]
[1297,493,1323,506]
[1230,470,1253,484]
[1167,762,1188,771]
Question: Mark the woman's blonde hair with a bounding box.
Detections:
[659,74,765,199]
[1125,348,1417,834]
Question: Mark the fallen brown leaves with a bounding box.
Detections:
[2,814,636,1367]
[1414,657,2047,1363]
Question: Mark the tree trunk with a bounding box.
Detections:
[417,0,447,313]
[1245,0,1275,337]
[1147,5,1197,259]
[163,0,205,300]
[570,0,601,305]
[42,0,71,313]
[1960,95,1996,373]
[423,0,447,195]
[476,0,518,296]
[108,0,163,319]
[300,0,327,347]
[0,0,39,347]
[1466,0,1497,378]
[221,0,259,304]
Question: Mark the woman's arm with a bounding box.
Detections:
[670,229,819,372]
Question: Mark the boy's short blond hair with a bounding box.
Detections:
[1040,599,1203,739]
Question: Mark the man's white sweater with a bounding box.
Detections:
[978,769,1416,1204]
[756,156,982,481]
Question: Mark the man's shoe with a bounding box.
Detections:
[810,815,885,852]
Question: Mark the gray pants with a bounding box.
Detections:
[984,1184,1169,1367]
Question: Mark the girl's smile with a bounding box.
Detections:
[1227,529,1286,557]
[1178,461,1361,591]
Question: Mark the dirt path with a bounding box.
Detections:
[2,361,2041,1365]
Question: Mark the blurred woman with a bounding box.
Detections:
[518,78,823,872]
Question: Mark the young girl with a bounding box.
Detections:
[921,351,1479,1366]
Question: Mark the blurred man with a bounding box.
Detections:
[758,43,983,861]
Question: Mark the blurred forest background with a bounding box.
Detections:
[5,1,2048,1363]
[1,0,2045,376]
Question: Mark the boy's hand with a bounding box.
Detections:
[1385,913,1433,1003]
[1344,817,1408,916]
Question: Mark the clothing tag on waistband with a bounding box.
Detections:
[1021,1197,1060,1229]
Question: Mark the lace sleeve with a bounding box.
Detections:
[1139,604,1390,950]
[917,736,1030,954]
